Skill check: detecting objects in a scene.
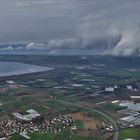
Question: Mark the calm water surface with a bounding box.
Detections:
[0,62,53,76]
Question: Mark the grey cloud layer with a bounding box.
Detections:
[0,0,140,55]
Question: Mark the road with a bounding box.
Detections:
[56,99,119,140]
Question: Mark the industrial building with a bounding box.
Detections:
[12,109,40,122]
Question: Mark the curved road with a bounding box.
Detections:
[56,99,119,140]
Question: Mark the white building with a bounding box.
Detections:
[119,101,140,112]
[13,109,40,121]
[105,87,114,92]
[127,85,133,90]
[120,115,136,123]
[20,132,30,139]
[112,100,119,104]
[131,96,140,99]
[124,138,135,140]
[6,80,15,84]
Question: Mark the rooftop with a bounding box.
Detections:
[124,138,135,140]
[120,116,136,123]
[119,101,140,112]
[12,109,40,121]
[130,96,140,99]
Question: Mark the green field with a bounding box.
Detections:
[75,120,85,129]
[10,131,97,140]
[119,128,140,139]
[105,103,127,112]
[2,55,140,140]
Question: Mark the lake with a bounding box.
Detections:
[0,62,53,76]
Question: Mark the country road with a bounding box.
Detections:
[56,99,119,140]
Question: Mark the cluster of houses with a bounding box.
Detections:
[0,81,19,95]
[100,122,114,132]
[0,86,17,95]
[0,110,76,139]
[0,87,8,94]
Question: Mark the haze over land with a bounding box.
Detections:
[0,0,140,56]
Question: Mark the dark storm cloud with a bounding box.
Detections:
[0,0,140,55]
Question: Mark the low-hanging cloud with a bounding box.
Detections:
[23,23,140,56]
[106,25,140,56]
[25,42,46,50]
[1,0,140,56]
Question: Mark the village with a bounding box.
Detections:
[0,110,76,139]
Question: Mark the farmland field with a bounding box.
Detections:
[0,55,140,140]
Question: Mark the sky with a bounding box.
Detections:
[0,0,140,55]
